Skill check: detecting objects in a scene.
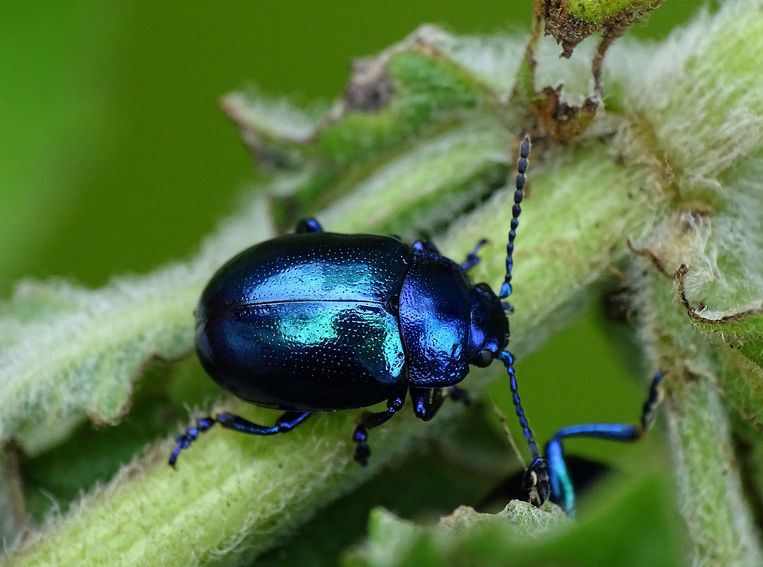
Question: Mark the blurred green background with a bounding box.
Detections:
[0,1,694,289]
[1,0,701,560]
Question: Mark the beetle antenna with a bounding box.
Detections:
[499,135,531,308]
[497,350,540,459]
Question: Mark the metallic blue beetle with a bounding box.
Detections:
[169,136,662,515]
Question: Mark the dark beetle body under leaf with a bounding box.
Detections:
[195,231,501,411]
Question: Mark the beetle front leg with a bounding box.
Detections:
[410,386,446,421]
[295,218,323,233]
[410,385,470,421]
[352,390,406,465]
[169,410,311,467]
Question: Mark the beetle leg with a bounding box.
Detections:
[168,416,216,467]
[295,218,323,233]
[410,386,446,422]
[459,239,488,272]
[214,410,311,435]
[412,239,441,255]
[352,391,406,466]
[446,385,471,406]
[543,372,664,516]
[168,411,311,467]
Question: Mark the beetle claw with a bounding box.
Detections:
[354,443,370,465]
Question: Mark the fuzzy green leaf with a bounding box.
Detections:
[0,195,276,446]
[221,89,326,169]
[565,0,662,25]
[541,0,665,57]
[614,1,763,419]
[315,44,501,166]
[638,271,763,566]
[346,475,679,567]
[225,26,508,177]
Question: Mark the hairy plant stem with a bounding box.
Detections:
[666,371,760,566]
[639,268,762,566]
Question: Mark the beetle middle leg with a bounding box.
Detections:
[352,390,406,465]
[410,386,444,421]
[169,410,311,467]
[295,218,323,233]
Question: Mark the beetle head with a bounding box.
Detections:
[468,283,509,367]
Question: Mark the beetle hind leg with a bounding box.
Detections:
[168,410,311,467]
[352,391,406,466]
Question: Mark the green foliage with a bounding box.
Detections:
[347,475,679,567]
[566,0,661,25]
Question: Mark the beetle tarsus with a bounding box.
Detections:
[168,412,310,466]
[350,392,405,464]
[168,416,216,467]
[353,425,371,465]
